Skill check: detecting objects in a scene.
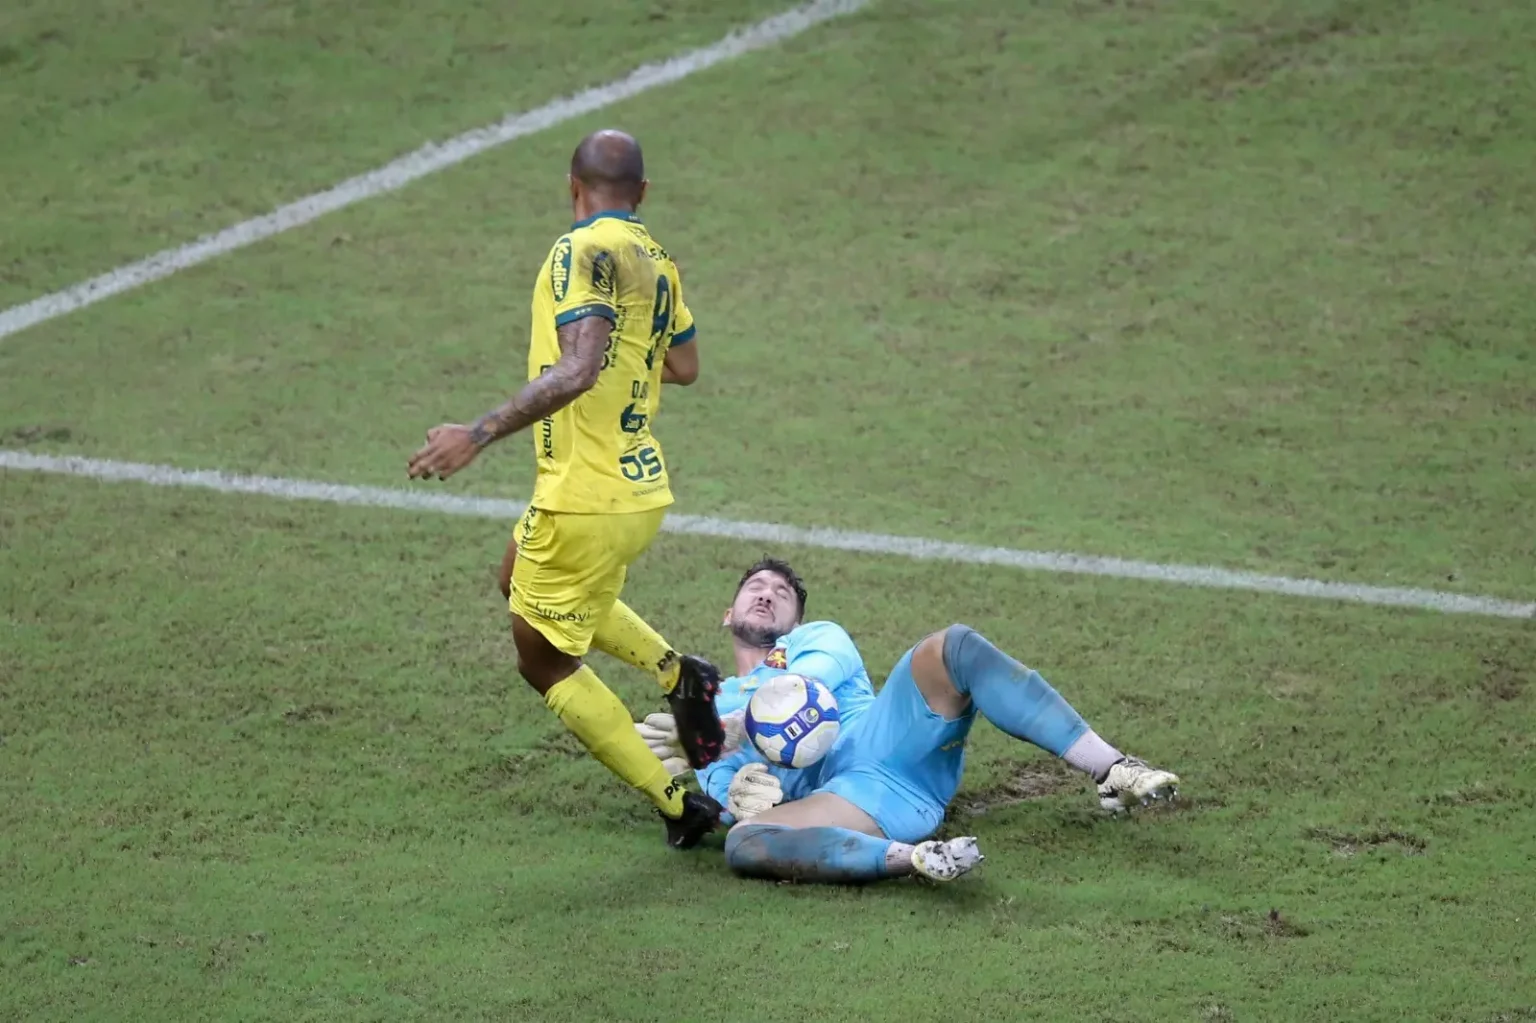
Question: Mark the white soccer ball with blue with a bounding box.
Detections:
[745,673,840,769]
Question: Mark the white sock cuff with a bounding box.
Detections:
[1063,730,1123,782]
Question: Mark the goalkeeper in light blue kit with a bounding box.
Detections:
[635,558,1182,884]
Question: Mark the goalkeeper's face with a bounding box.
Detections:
[726,569,802,648]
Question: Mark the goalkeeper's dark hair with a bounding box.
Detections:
[737,557,808,616]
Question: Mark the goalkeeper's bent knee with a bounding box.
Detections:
[724,822,788,877]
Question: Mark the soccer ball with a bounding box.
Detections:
[745,673,840,770]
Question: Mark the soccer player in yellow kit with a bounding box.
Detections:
[408,129,726,849]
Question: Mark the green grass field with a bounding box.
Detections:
[3,0,1534,1019]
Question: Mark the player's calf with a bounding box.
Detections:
[514,613,718,840]
[724,822,983,885]
[936,624,1180,810]
[591,598,685,692]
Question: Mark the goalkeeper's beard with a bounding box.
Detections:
[729,616,781,650]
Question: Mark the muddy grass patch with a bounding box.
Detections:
[949,759,1082,819]
[1307,826,1427,857]
[1214,908,1311,942]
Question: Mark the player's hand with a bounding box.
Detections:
[635,713,689,777]
[726,762,782,821]
[407,424,481,481]
[720,709,749,755]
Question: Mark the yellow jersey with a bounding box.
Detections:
[526,209,695,514]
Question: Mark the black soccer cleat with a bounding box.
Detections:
[662,791,724,850]
[667,654,726,770]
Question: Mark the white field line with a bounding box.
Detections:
[3,450,1531,620]
[0,0,868,342]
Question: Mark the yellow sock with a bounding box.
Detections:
[544,665,686,817]
[592,598,681,693]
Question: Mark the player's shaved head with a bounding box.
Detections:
[569,129,646,204]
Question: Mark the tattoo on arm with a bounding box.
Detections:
[468,317,609,448]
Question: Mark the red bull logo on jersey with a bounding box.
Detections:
[764,648,788,670]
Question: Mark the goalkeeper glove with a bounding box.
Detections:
[726,762,783,821]
[634,713,690,778]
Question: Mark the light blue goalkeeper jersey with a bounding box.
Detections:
[697,620,877,817]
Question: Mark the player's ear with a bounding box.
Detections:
[567,174,579,203]
[721,608,731,628]
[635,179,649,208]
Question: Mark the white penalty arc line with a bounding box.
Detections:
[3,450,1531,620]
[0,0,868,342]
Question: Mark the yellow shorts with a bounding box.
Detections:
[508,505,667,656]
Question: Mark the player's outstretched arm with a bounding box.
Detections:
[406,316,608,481]
[468,316,607,444]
